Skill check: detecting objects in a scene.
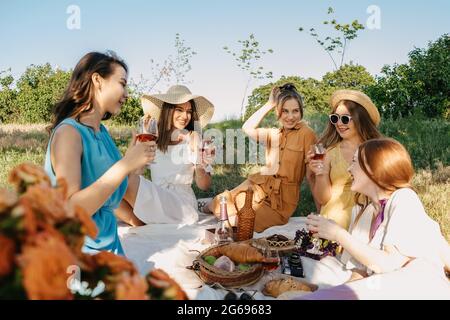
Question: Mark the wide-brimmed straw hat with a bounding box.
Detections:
[141,85,215,128]
[330,89,380,126]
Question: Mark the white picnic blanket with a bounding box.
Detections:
[118,214,345,300]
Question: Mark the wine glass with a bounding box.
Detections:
[137,117,158,142]
[262,244,280,272]
[201,137,216,172]
[311,143,326,160]
[136,116,158,164]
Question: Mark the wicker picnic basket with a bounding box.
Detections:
[190,243,265,288]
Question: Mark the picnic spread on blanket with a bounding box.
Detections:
[119,214,344,300]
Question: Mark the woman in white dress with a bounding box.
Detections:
[116,85,215,226]
[296,138,450,299]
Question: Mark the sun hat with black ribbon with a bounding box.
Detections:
[330,89,381,126]
[140,85,215,128]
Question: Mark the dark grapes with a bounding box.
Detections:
[294,228,339,260]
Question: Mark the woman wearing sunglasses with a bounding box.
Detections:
[307,90,382,230]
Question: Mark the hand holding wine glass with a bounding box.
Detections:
[201,137,216,173]
[137,116,158,143]
[136,115,158,164]
[307,143,327,176]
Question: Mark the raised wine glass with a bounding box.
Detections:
[311,143,326,160]
[136,116,158,164]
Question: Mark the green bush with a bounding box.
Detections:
[244,64,375,120]
[0,70,17,123]
[367,34,449,119]
[14,64,71,123]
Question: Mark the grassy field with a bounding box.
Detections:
[1,116,449,241]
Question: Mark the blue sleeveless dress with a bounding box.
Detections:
[44,118,127,255]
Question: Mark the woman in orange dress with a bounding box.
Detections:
[206,83,317,232]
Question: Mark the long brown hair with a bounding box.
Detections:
[319,100,381,149]
[156,100,199,153]
[354,138,414,209]
[276,83,304,119]
[47,51,128,133]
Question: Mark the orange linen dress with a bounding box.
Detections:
[211,121,317,232]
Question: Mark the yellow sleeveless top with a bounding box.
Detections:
[319,143,355,230]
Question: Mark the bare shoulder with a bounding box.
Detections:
[52,124,82,152]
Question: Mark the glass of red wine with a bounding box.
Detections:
[136,116,158,164]
[263,245,281,272]
[311,143,326,160]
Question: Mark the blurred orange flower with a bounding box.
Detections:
[73,205,97,239]
[8,163,51,194]
[13,198,38,237]
[18,232,77,300]
[147,269,188,300]
[0,188,18,213]
[22,184,68,225]
[91,251,137,276]
[115,273,149,300]
[0,234,16,277]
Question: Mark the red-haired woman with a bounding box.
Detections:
[298,138,450,299]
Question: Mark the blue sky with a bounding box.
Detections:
[1,0,449,121]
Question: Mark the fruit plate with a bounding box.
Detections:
[189,243,265,288]
[294,229,339,260]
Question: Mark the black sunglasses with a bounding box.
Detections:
[224,290,255,300]
[329,113,353,125]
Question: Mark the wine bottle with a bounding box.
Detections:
[214,195,234,245]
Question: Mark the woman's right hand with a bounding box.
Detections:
[268,86,280,108]
[122,131,156,173]
[307,149,328,176]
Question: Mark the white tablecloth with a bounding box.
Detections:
[118,214,342,300]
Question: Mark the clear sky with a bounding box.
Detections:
[1,0,449,122]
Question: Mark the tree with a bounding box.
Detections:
[244,64,375,120]
[322,63,375,90]
[223,34,274,119]
[173,33,197,84]
[0,69,18,123]
[15,64,71,123]
[144,33,197,93]
[367,34,450,119]
[299,7,365,70]
[244,76,332,120]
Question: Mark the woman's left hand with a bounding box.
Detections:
[306,214,344,242]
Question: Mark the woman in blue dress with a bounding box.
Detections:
[44,52,155,255]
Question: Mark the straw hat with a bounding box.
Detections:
[141,85,215,128]
[330,89,380,126]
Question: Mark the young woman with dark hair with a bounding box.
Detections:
[45,52,155,255]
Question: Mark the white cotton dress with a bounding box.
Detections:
[297,188,450,299]
[133,138,199,225]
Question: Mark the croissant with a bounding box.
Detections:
[262,277,317,298]
[216,243,265,264]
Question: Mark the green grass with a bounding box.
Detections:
[1,117,449,241]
